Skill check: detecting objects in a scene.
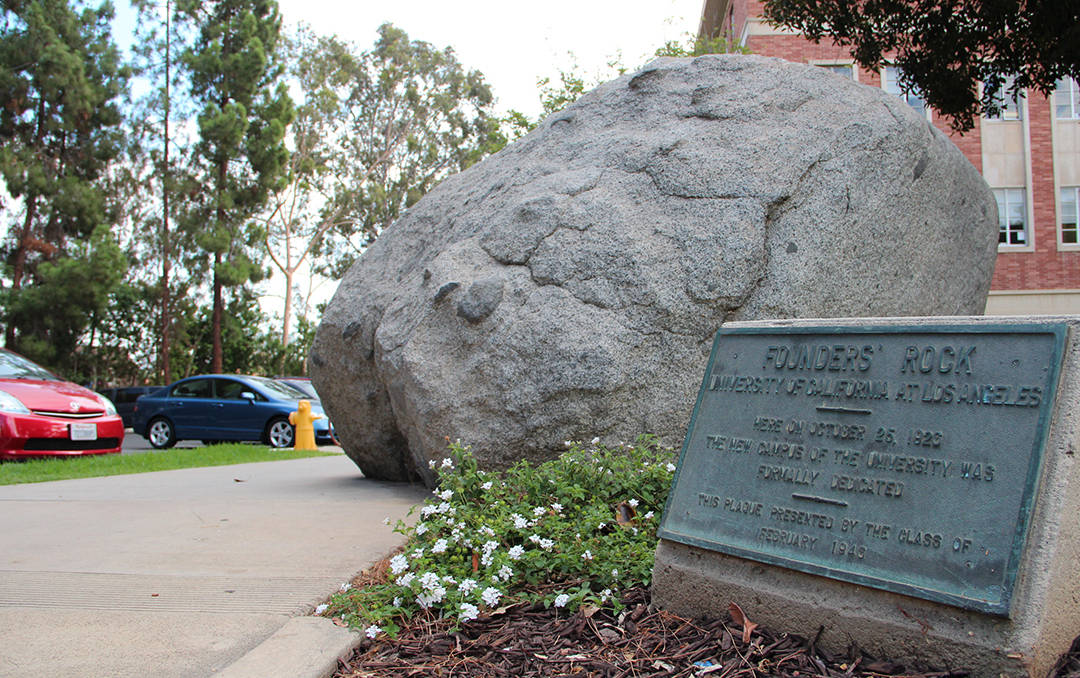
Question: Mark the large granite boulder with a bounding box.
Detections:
[311,54,998,485]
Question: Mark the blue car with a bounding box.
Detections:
[132,374,333,449]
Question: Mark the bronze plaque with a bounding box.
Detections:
[658,323,1066,615]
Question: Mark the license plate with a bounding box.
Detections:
[70,423,97,441]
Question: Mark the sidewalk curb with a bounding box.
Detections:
[215,616,361,678]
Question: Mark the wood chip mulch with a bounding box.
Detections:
[337,586,1077,678]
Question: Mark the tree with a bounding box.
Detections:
[1,225,126,378]
[131,0,194,383]
[760,0,1080,131]
[180,0,293,373]
[307,23,504,279]
[0,0,129,360]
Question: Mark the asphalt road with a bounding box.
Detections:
[122,429,202,453]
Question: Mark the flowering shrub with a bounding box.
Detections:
[324,435,677,637]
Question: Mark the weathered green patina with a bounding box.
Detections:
[659,323,1066,615]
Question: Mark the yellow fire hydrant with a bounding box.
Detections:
[288,399,323,451]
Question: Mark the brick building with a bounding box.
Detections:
[699,0,1080,314]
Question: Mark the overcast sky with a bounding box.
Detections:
[273,0,705,118]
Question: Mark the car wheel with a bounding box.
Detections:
[148,418,176,449]
[265,417,294,449]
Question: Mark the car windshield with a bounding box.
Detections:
[0,351,59,380]
[249,376,314,400]
[280,379,317,398]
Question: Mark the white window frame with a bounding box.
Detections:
[994,187,1030,249]
[881,65,930,120]
[811,60,858,82]
[984,78,1023,121]
[1054,78,1080,120]
[1060,186,1080,247]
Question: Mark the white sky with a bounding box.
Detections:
[274,0,706,118]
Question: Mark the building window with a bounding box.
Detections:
[1055,78,1080,119]
[819,64,854,79]
[985,78,1022,120]
[1062,187,1080,245]
[995,188,1028,246]
[883,65,926,114]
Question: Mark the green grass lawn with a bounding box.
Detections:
[0,444,338,485]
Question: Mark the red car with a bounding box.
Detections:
[0,349,124,459]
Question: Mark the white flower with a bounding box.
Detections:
[628,498,639,508]
[424,585,446,604]
[431,538,448,554]
[460,602,480,622]
[481,526,495,537]
[508,545,524,560]
[382,516,391,525]
[498,565,513,581]
[442,575,456,584]
[512,513,529,529]
[533,506,546,517]
[598,522,606,530]
[441,458,454,469]
[539,538,554,550]
[481,586,502,607]
[415,523,428,535]
[437,502,451,514]
[528,534,541,544]
[396,572,415,587]
[482,540,498,553]
[601,588,612,602]
[420,505,438,517]
[666,463,676,472]
[611,569,618,578]
[644,511,655,520]
[551,503,563,513]
[591,437,600,445]
[564,440,573,448]
[582,550,593,561]
[339,582,352,592]
[390,554,409,574]
[411,548,424,559]
[393,597,401,607]
[438,489,454,501]
[481,481,493,491]
[365,624,381,639]
[428,459,437,469]
[554,593,570,608]
[458,578,478,595]
[420,572,441,590]
[314,603,328,615]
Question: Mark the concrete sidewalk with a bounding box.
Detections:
[0,455,427,678]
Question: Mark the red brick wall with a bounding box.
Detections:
[731,0,1079,293]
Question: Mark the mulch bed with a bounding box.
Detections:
[335,585,1080,678]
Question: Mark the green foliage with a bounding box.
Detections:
[0,0,129,354]
[323,436,677,638]
[1,226,126,377]
[761,0,1080,131]
[292,23,504,279]
[654,33,750,58]
[180,0,294,371]
[0,443,335,485]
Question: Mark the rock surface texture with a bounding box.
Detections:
[311,55,999,485]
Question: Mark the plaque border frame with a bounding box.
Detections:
[657,322,1068,616]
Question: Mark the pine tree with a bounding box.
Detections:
[180,0,293,373]
[0,0,129,362]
